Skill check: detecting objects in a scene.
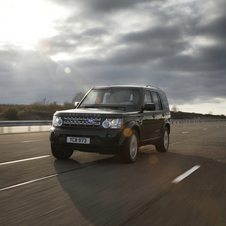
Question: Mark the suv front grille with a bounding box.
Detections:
[63,116,101,127]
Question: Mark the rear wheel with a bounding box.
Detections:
[51,144,74,159]
[155,127,169,153]
[116,130,138,163]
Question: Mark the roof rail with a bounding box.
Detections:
[146,85,160,89]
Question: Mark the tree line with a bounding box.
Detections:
[0,92,85,120]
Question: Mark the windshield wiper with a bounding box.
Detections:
[81,105,97,108]
[98,105,127,111]
[81,105,127,111]
[80,104,126,111]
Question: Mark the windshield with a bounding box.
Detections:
[80,88,141,111]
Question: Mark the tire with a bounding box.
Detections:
[116,130,139,163]
[51,144,74,159]
[155,127,169,153]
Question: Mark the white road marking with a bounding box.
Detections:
[0,155,50,166]
[172,165,201,184]
[21,139,47,143]
[182,131,189,134]
[0,174,58,192]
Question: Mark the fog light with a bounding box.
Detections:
[106,134,112,139]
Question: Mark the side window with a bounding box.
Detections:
[160,91,169,110]
[151,92,163,110]
[144,91,152,104]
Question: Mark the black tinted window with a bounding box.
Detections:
[151,92,162,110]
[159,91,169,110]
[144,91,152,104]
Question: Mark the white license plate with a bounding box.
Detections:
[67,137,90,144]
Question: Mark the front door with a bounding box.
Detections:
[140,90,156,141]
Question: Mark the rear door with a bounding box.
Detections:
[150,91,164,138]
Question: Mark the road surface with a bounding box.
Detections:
[0,122,226,225]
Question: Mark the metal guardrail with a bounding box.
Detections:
[0,120,52,127]
[0,119,225,135]
[1,119,225,127]
[171,119,226,124]
[0,121,52,134]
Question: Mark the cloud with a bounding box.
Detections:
[55,0,158,12]
[0,0,226,114]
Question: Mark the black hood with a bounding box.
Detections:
[54,108,140,118]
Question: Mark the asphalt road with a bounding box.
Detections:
[0,122,226,226]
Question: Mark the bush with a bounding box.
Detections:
[3,108,18,120]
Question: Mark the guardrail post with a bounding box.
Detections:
[28,126,31,132]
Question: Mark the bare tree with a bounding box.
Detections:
[171,105,179,112]
[72,92,85,103]
[34,98,49,105]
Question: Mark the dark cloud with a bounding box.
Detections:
[1,0,226,114]
[82,0,153,12]
[55,0,160,12]
[120,26,182,44]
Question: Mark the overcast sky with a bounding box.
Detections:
[0,0,226,114]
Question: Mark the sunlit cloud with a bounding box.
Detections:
[0,0,70,48]
[0,0,226,115]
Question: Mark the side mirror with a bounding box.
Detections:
[74,102,79,108]
[143,103,155,111]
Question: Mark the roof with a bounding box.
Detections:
[93,85,161,90]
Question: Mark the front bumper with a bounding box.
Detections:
[49,127,125,154]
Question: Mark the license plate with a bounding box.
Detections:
[67,137,90,144]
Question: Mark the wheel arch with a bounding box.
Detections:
[161,119,170,135]
[132,125,141,144]
[165,122,170,134]
[119,121,141,146]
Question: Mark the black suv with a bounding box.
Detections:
[50,85,170,163]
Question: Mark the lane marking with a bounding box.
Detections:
[0,155,50,166]
[21,139,47,143]
[182,131,189,134]
[0,174,58,192]
[172,165,201,184]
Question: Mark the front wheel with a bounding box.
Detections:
[155,127,169,153]
[51,144,74,159]
[116,130,139,163]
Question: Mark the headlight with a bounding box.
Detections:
[53,116,63,127]
[102,119,123,129]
